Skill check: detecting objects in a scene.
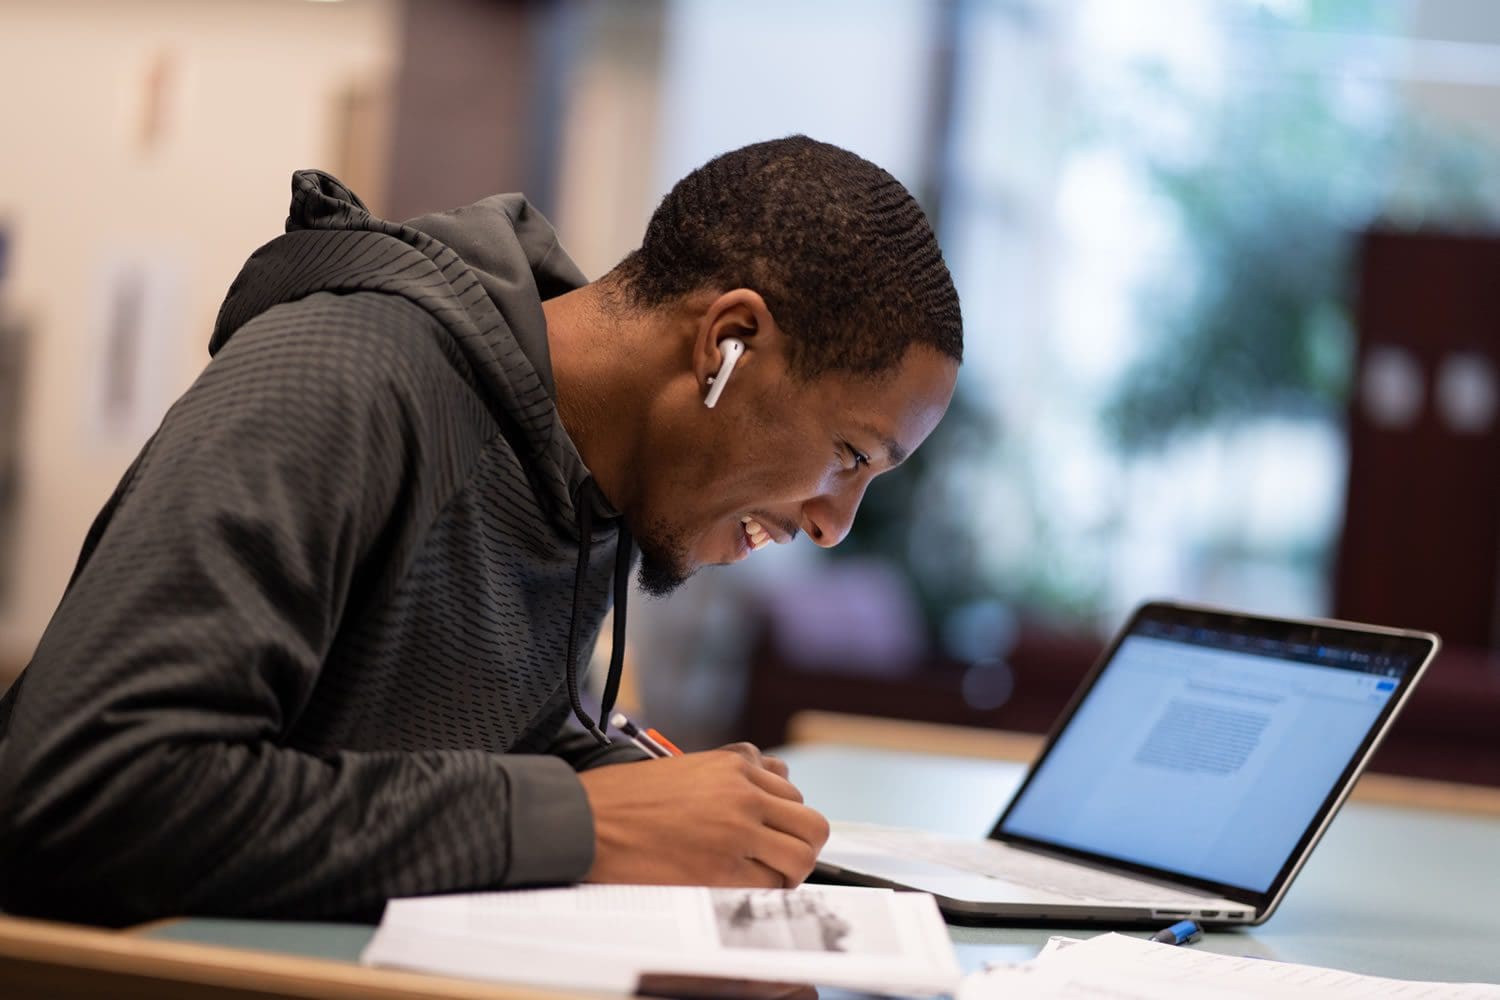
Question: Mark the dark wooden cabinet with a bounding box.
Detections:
[1336,229,1500,649]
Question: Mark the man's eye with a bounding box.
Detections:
[844,444,870,469]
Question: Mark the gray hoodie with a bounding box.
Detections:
[0,170,642,925]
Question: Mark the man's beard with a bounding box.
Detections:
[633,518,695,598]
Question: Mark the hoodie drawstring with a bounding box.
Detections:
[564,481,634,746]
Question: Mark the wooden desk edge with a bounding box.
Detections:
[0,913,593,1000]
[787,710,1500,817]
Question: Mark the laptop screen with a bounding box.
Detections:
[994,604,1434,897]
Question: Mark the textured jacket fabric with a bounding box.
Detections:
[0,171,644,926]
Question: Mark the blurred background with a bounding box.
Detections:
[2,0,1497,784]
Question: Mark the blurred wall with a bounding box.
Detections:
[0,0,400,679]
[1407,0,1500,139]
[549,0,665,279]
[385,0,552,221]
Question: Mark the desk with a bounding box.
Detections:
[5,743,1498,996]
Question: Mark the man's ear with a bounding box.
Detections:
[691,289,780,393]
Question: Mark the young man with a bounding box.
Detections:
[0,136,962,925]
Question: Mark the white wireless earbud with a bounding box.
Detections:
[703,338,745,409]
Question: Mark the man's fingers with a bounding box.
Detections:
[743,760,804,803]
[742,856,789,889]
[716,744,790,781]
[746,826,822,887]
[580,749,826,889]
[759,794,831,854]
[717,742,764,768]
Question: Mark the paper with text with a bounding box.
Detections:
[960,932,1500,999]
[362,883,961,996]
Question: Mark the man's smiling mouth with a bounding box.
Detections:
[741,515,772,551]
[739,514,798,553]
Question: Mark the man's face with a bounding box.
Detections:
[629,340,958,596]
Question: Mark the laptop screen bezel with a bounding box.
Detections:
[989,600,1439,911]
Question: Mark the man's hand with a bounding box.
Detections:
[578,747,829,889]
[712,740,790,780]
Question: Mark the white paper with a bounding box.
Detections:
[960,932,1500,1000]
[1033,935,1084,959]
[363,884,961,996]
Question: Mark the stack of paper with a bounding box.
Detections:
[362,883,962,996]
[960,933,1500,999]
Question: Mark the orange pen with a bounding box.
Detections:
[644,727,684,757]
[608,712,681,758]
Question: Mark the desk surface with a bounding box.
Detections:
[136,743,1500,990]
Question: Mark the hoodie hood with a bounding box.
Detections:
[212,171,633,747]
[211,170,609,529]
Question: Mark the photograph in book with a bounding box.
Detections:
[710,888,901,954]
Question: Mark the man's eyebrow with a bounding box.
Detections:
[856,422,908,466]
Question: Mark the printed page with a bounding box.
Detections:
[960,932,1500,1000]
[1034,935,1085,959]
[364,884,961,997]
[363,925,640,994]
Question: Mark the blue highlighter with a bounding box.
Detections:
[1149,919,1204,946]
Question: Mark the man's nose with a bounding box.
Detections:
[799,482,868,548]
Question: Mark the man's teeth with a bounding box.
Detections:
[739,515,772,551]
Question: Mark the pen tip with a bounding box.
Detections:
[609,712,628,727]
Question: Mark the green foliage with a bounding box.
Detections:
[832,1,1500,634]
[1105,11,1500,451]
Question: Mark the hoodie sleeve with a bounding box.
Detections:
[0,292,595,925]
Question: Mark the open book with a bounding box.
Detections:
[362,883,962,996]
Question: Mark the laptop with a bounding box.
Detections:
[816,601,1439,926]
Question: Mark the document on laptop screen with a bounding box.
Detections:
[999,629,1412,893]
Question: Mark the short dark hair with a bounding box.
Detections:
[608,135,962,380]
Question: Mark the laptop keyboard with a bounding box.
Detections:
[832,828,1195,904]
